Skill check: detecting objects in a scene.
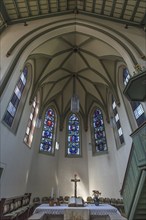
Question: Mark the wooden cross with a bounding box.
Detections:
[71,174,80,198]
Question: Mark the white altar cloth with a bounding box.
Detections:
[33,204,127,220]
[64,208,90,220]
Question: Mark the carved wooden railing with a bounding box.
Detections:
[121,122,146,220]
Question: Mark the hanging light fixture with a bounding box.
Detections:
[71,75,79,113]
[71,95,79,112]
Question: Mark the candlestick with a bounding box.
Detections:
[51,187,54,198]
[57,188,60,198]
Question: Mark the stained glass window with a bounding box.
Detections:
[112,97,124,145]
[123,68,130,86]
[3,67,28,127]
[92,108,107,153]
[40,108,56,155]
[24,97,39,148]
[67,113,81,156]
[123,68,145,126]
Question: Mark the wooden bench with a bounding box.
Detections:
[0,193,34,220]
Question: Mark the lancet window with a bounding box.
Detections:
[24,97,39,148]
[112,97,124,144]
[66,113,81,157]
[40,108,56,155]
[92,108,107,154]
[112,97,124,145]
[3,67,28,128]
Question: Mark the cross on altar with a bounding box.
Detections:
[71,174,80,198]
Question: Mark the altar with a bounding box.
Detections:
[32,204,127,220]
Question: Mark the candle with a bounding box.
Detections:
[51,187,54,198]
[57,188,60,198]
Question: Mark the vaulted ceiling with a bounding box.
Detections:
[28,30,123,130]
[1,1,146,131]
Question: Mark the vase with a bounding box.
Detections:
[94,197,99,206]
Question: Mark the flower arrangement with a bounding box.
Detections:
[93,190,101,197]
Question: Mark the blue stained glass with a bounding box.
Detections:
[11,93,20,108]
[14,86,22,99]
[3,67,28,127]
[123,68,130,86]
[93,109,107,153]
[40,108,55,154]
[67,113,80,156]
[3,112,13,127]
[23,67,28,78]
[17,77,26,93]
